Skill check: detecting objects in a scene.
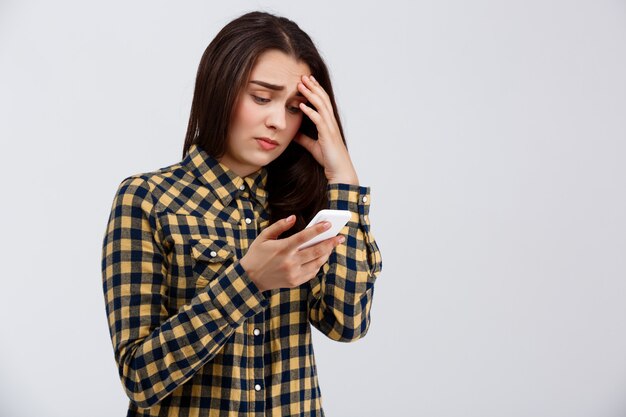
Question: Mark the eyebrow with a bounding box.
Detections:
[249,80,305,97]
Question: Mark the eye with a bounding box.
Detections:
[288,105,302,114]
[251,95,270,103]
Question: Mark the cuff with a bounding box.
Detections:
[326,183,371,218]
[204,260,270,327]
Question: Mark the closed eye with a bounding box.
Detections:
[251,95,303,114]
[287,105,302,114]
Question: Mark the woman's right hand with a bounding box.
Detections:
[239,215,345,292]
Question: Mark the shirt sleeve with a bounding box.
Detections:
[307,182,383,342]
[101,176,269,408]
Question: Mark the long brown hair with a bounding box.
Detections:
[182,11,349,237]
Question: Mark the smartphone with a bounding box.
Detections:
[297,209,352,250]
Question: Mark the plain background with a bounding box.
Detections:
[1,1,625,416]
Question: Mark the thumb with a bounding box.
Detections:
[261,215,296,240]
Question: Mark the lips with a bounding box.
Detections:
[255,137,279,145]
[255,137,279,151]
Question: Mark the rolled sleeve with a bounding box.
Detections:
[307,182,383,342]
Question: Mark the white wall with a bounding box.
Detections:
[1,0,625,416]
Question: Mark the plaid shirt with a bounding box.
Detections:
[101,143,383,417]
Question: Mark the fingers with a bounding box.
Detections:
[298,102,323,126]
[300,75,331,113]
[298,75,341,146]
[261,215,296,240]
[285,220,332,249]
[297,234,343,265]
[298,75,333,121]
[298,236,343,280]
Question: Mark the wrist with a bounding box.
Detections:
[327,164,359,185]
[328,176,359,186]
[240,256,264,292]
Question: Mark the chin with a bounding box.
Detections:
[242,152,274,169]
[256,147,284,161]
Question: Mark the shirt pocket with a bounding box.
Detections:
[157,211,238,305]
[188,237,235,291]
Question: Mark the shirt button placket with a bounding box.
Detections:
[251,324,264,397]
[238,197,265,413]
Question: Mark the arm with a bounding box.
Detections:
[291,74,383,341]
[307,182,383,342]
[101,177,269,408]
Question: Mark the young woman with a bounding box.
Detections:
[101,10,382,416]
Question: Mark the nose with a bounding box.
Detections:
[265,105,287,131]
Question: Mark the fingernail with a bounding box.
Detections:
[338,235,345,243]
[286,215,295,222]
[322,221,331,229]
[310,75,316,82]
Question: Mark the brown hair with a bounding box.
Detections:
[182,11,348,237]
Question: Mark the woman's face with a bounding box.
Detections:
[220,49,311,177]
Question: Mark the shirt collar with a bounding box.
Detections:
[183,143,268,208]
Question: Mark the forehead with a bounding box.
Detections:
[249,50,311,82]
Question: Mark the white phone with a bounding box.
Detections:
[297,209,352,250]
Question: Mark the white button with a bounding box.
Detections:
[253,328,261,336]
[362,196,368,203]
[254,384,262,391]
[239,184,245,191]
[245,218,252,224]
[210,250,217,257]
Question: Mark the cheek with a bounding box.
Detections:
[233,99,261,129]
[288,113,304,134]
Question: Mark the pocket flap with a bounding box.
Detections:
[188,238,234,262]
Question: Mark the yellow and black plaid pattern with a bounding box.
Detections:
[101,143,383,416]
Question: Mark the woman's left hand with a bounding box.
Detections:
[293,74,359,185]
